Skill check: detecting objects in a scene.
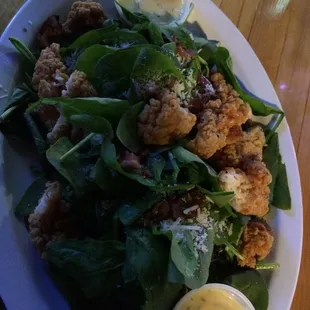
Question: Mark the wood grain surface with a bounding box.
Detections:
[0,0,308,309]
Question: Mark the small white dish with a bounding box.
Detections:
[174,283,255,310]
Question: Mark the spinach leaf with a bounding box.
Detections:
[124,228,183,310]
[3,87,33,112]
[171,147,218,188]
[200,46,283,116]
[46,137,87,192]
[9,37,36,65]
[161,25,196,50]
[30,97,129,127]
[115,1,149,25]
[167,229,214,289]
[147,155,166,182]
[14,176,47,217]
[101,141,158,187]
[101,29,148,47]
[194,36,218,51]
[273,159,291,210]
[94,46,183,98]
[74,45,116,80]
[225,270,269,310]
[116,102,144,153]
[131,47,183,86]
[263,133,291,209]
[46,239,125,299]
[133,22,164,46]
[119,191,162,225]
[197,185,234,208]
[68,24,118,49]
[69,114,113,138]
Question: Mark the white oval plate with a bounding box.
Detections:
[0,1,303,309]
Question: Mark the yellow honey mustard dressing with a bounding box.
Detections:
[137,0,184,18]
[176,288,243,310]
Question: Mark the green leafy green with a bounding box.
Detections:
[94,46,183,98]
[3,88,33,112]
[69,114,113,138]
[101,141,158,187]
[115,1,149,25]
[161,25,196,50]
[46,239,125,299]
[263,133,291,209]
[9,37,36,65]
[119,191,162,225]
[116,102,144,153]
[68,24,119,49]
[74,45,116,80]
[147,156,166,182]
[171,147,218,188]
[197,185,234,208]
[46,137,87,192]
[133,22,164,46]
[14,177,48,217]
[29,97,129,127]
[101,29,149,47]
[225,270,269,310]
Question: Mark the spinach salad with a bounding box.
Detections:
[1,1,291,310]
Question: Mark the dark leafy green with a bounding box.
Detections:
[101,140,158,187]
[29,97,129,127]
[197,185,234,208]
[9,37,36,65]
[46,137,87,192]
[14,176,47,217]
[74,45,116,80]
[68,24,119,49]
[101,29,149,47]
[161,25,196,50]
[116,101,144,152]
[46,239,125,299]
[115,1,149,25]
[147,155,166,182]
[133,22,164,46]
[263,133,291,209]
[119,191,162,225]
[69,114,113,138]
[225,270,269,310]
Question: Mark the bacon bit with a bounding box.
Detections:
[120,151,142,171]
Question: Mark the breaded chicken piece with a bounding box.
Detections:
[187,73,251,159]
[28,182,71,258]
[219,160,272,217]
[216,126,265,169]
[238,220,274,268]
[32,43,68,98]
[62,70,97,97]
[63,1,106,33]
[138,91,196,145]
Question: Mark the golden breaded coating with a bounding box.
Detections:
[138,91,197,145]
[32,43,68,98]
[28,182,71,257]
[47,115,71,144]
[238,220,274,268]
[216,126,265,169]
[63,1,106,33]
[218,160,272,217]
[187,73,251,159]
[62,70,97,97]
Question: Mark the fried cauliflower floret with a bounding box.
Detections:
[32,43,68,98]
[62,1,106,33]
[187,73,252,159]
[62,70,97,97]
[216,126,265,169]
[138,91,196,145]
[219,160,272,217]
[28,182,71,258]
[238,220,274,268]
[47,114,71,144]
